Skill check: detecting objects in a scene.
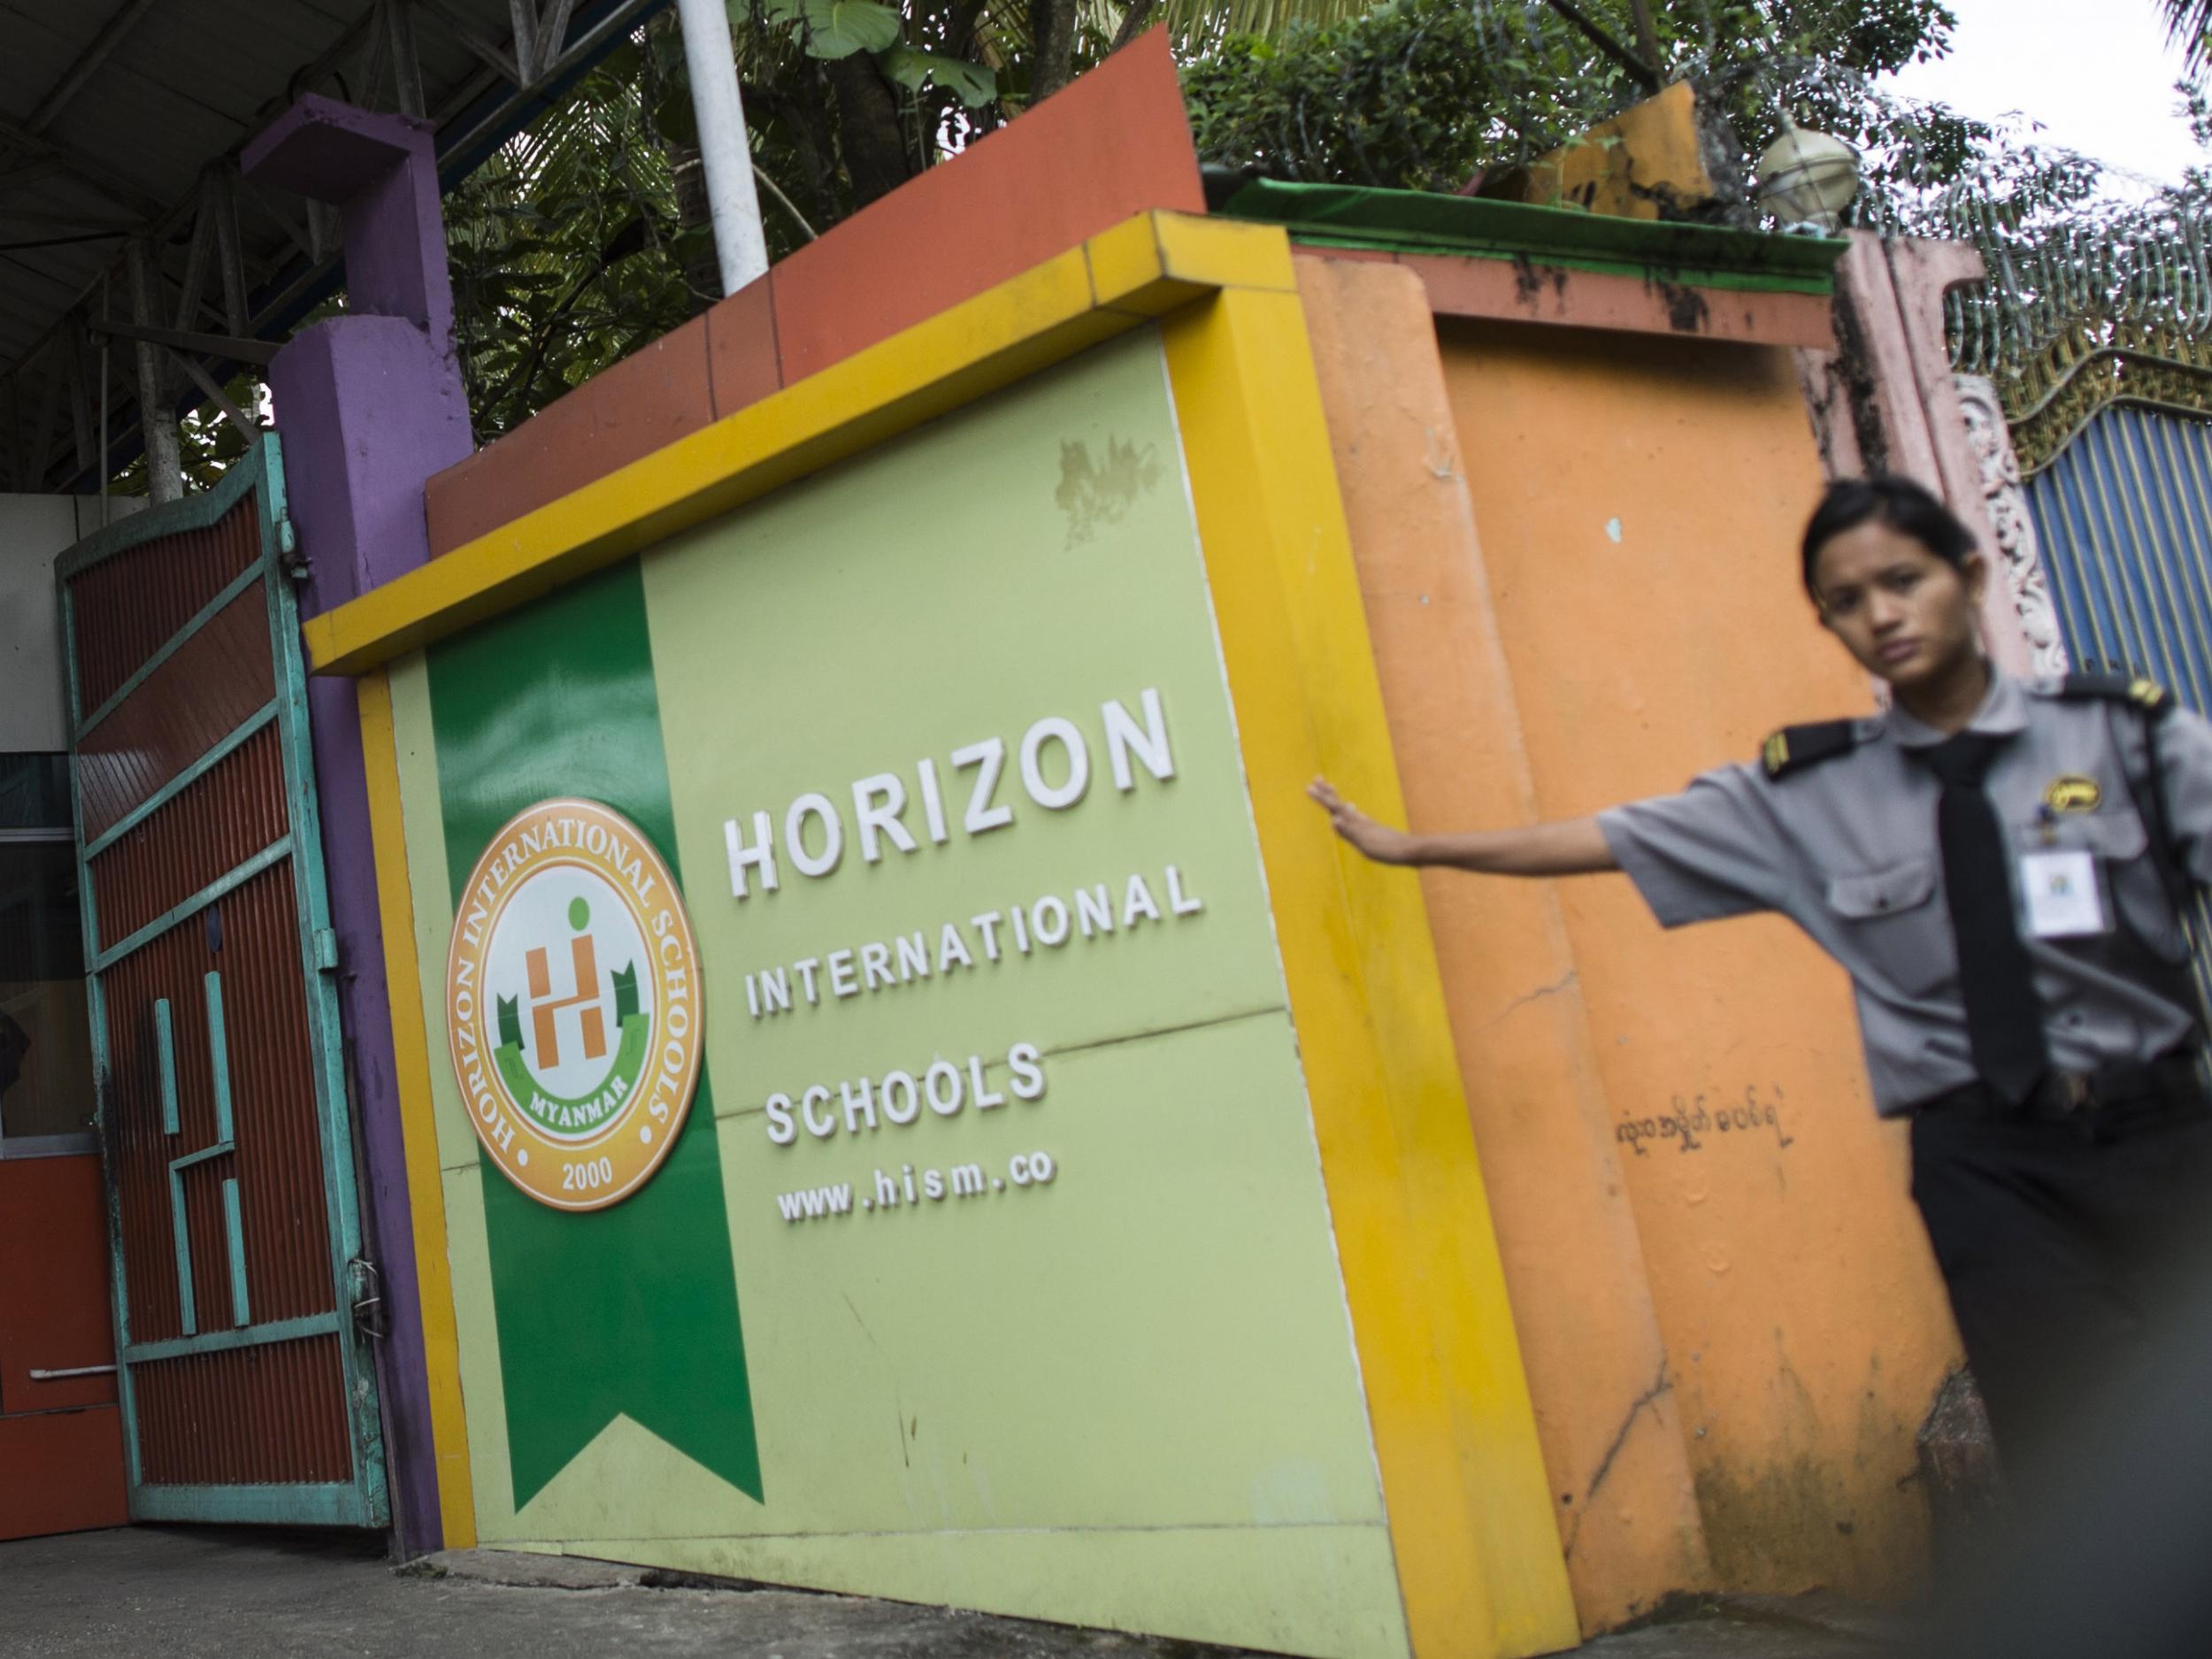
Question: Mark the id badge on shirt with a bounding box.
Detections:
[2018,849,2110,939]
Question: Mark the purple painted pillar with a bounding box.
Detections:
[243,96,475,1557]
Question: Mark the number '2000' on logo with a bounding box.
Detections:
[445,798,704,1210]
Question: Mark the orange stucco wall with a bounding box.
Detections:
[1296,256,1963,1632]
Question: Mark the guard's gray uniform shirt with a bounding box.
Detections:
[1597,673,2212,1115]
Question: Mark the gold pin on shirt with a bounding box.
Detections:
[2044,774,2103,814]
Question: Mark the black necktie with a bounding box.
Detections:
[1921,733,2050,1103]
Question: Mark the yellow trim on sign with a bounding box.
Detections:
[1161,288,1580,1658]
[303,210,1260,677]
[358,668,478,1549]
[1086,207,1298,307]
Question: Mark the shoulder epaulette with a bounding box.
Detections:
[2038,672,2174,718]
[1761,719,1863,780]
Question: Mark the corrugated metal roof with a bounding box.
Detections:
[0,0,669,493]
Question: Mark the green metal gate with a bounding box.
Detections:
[57,438,386,1525]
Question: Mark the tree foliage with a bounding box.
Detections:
[1184,0,2212,436]
[1183,1,1597,195]
[1182,0,1964,201]
[448,42,702,438]
[113,378,261,495]
[436,0,2212,444]
[2165,0,2212,79]
[442,0,1377,434]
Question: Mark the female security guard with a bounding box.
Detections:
[1310,473,2212,1471]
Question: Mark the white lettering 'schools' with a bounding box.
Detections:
[765,1041,1048,1146]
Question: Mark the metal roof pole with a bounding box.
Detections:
[172,184,218,335]
[23,0,161,134]
[68,333,94,477]
[673,0,768,295]
[382,1,429,120]
[29,342,62,486]
[126,238,182,502]
[210,165,250,335]
[98,274,111,521]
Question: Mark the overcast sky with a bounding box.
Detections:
[1883,0,2202,185]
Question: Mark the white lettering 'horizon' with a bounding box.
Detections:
[723,689,1176,901]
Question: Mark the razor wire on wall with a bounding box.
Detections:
[1803,59,2212,477]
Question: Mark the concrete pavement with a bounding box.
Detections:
[0,1525,1898,1659]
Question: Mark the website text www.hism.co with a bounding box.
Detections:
[776,1148,1058,1223]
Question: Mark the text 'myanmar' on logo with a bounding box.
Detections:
[445,797,704,1211]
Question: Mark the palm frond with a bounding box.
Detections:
[2165,0,2212,74]
[1151,0,1373,47]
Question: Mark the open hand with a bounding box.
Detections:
[1307,778,1418,865]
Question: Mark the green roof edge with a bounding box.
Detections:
[1217,180,1849,296]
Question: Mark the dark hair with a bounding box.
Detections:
[1800,474,1977,601]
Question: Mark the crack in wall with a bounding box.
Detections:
[1486,969,1578,1028]
[1563,1359,1673,1559]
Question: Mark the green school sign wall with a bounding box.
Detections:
[384,334,1409,1650]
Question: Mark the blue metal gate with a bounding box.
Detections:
[2024,402,2212,1017]
[2024,404,2212,703]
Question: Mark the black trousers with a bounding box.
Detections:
[1910,1088,2212,1470]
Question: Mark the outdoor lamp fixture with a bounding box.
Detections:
[1756,118,1862,233]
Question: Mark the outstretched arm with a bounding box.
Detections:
[1307,779,1617,877]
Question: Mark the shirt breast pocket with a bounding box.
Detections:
[2014,809,2190,963]
[1822,860,1948,998]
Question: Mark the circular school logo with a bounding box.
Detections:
[445,798,703,1211]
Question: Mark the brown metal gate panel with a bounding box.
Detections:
[88,725,288,949]
[75,589,276,845]
[103,872,336,1335]
[68,497,260,716]
[60,440,385,1525]
[132,1339,353,1486]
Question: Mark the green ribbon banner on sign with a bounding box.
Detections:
[426,560,762,1508]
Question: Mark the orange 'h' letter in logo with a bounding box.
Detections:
[526,935,606,1066]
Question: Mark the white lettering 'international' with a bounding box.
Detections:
[740,864,1202,1023]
